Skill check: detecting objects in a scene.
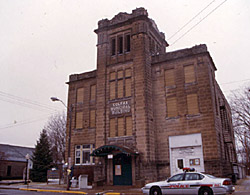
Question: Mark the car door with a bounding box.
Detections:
[182,173,204,194]
[163,173,184,195]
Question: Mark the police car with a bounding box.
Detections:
[141,168,235,195]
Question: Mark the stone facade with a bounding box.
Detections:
[66,8,237,186]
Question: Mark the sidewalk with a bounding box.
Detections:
[234,176,250,192]
[0,181,142,195]
[2,177,250,195]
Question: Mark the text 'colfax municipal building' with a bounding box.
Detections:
[66,8,237,186]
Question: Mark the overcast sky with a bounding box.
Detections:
[0,0,249,148]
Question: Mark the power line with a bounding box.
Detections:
[0,90,61,112]
[220,79,250,85]
[168,0,216,40]
[170,0,228,46]
[0,111,60,130]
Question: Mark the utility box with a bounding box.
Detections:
[78,175,88,189]
[71,177,78,188]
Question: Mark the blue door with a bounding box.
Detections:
[113,154,132,185]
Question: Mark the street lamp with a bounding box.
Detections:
[51,97,72,190]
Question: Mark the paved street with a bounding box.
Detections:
[0,189,83,195]
[1,177,250,195]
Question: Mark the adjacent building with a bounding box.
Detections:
[0,144,34,180]
[66,8,237,186]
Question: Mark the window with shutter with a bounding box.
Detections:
[165,69,175,86]
[184,65,195,83]
[110,118,116,137]
[166,97,178,117]
[76,112,83,129]
[187,94,199,115]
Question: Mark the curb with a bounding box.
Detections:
[20,188,87,194]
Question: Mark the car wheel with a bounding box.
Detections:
[200,187,213,195]
[150,187,162,195]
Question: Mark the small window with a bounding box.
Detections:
[168,173,184,182]
[75,146,81,164]
[118,36,123,54]
[75,144,95,165]
[125,34,131,52]
[177,159,184,169]
[185,173,204,181]
[111,38,116,56]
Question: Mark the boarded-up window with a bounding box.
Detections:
[117,80,123,98]
[110,81,116,100]
[76,112,83,129]
[117,70,123,79]
[90,85,96,101]
[125,78,131,97]
[109,118,116,137]
[126,116,132,136]
[110,72,116,80]
[77,88,84,103]
[187,94,199,115]
[90,110,96,128]
[117,117,124,136]
[184,65,195,83]
[165,69,175,86]
[166,97,178,117]
[125,69,131,77]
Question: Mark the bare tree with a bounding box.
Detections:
[230,86,250,164]
[44,112,66,166]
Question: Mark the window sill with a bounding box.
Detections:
[166,116,180,120]
[185,113,201,119]
[75,163,95,166]
[184,82,197,87]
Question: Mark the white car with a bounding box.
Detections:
[142,169,235,195]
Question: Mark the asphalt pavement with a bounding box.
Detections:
[1,177,250,195]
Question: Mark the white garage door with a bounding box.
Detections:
[169,133,205,176]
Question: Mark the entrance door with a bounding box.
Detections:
[113,154,132,185]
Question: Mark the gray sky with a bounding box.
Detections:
[0,0,249,147]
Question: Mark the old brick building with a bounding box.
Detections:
[66,8,237,186]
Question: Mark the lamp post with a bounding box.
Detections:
[51,97,73,190]
[24,154,30,185]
